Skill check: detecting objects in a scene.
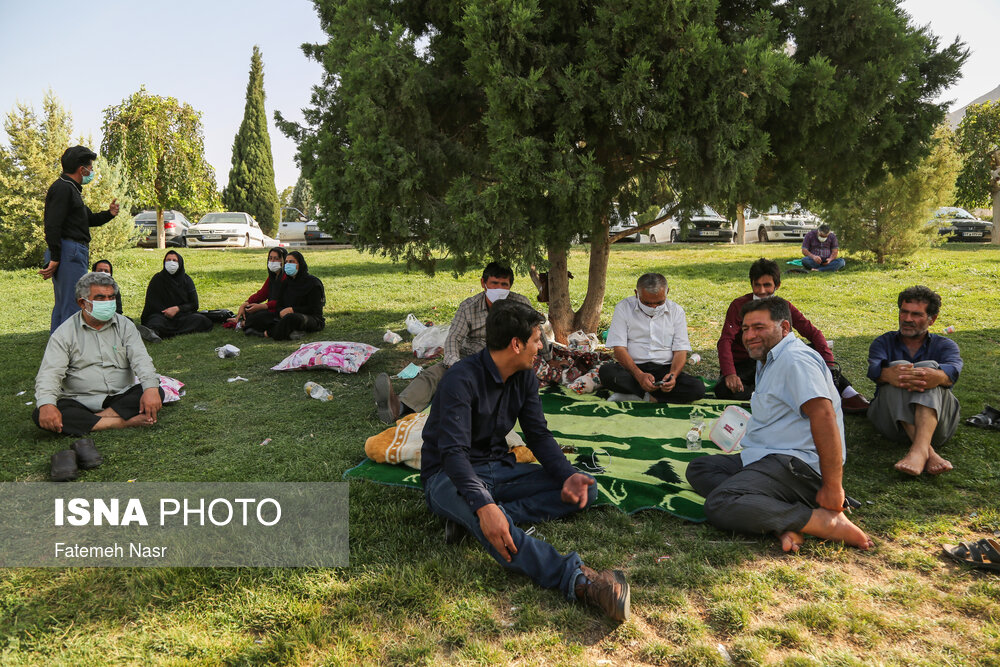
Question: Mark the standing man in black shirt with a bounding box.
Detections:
[421,299,631,621]
[39,146,119,332]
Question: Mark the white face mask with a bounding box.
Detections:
[164,260,179,275]
[485,288,510,303]
[637,301,665,317]
[267,261,282,273]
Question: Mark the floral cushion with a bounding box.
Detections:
[271,341,379,374]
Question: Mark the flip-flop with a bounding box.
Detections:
[943,538,1000,571]
[965,404,1000,428]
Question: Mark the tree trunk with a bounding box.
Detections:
[157,207,166,250]
[735,203,746,245]
[545,217,612,342]
[572,227,610,332]
[546,246,573,343]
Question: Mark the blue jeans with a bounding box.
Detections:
[802,255,845,272]
[45,239,89,332]
[424,462,597,600]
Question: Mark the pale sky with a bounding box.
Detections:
[0,1,996,192]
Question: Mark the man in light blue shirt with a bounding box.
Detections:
[686,297,873,552]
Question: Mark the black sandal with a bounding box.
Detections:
[943,538,1000,571]
[965,404,1000,429]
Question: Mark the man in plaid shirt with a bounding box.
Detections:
[373,262,532,423]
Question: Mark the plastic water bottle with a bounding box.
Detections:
[304,381,333,401]
[686,417,704,451]
[689,352,702,364]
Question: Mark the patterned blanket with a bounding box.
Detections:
[344,387,744,522]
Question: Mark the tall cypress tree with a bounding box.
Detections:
[223,45,279,236]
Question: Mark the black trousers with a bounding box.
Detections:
[714,348,854,400]
[144,312,213,338]
[32,385,165,437]
[245,310,324,341]
[598,361,705,403]
[686,453,820,535]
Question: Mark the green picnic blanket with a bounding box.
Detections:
[344,387,745,522]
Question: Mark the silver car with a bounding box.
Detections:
[134,210,192,247]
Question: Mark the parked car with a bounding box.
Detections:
[743,206,820,243]
[305,221,337,244]
[647,205,734,243]
[185,212,267,248]
[134,210,192,247]
[929,206,993,242]
[277,206,308,245]
[608,207,641,242]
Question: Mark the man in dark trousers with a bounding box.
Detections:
[39,146,119,332]
[421,299,630,621]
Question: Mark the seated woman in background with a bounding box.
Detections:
[93,258,163,343]
[231,247,286,330]
[245,251,325,340]
[91,259,124,314]
[140,251,213,339]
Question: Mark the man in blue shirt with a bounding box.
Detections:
[421,300,630,621]
[686,297,873,552]
[867,286,962,476]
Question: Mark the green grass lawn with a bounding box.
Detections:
[2,242,999,665]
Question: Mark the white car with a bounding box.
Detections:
[742,206,821,243]
[185,212,268,248]
[647,204,734,243]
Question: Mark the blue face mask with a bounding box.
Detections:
[81,167,95,185]
[86,298,117,322]
[284,262,298,277]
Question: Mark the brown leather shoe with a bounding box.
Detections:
[373,373,401,424]
[575,565,630,622]
[842,394,871,415]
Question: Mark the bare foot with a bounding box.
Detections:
[125,414,156,428]
[894,449,928,476]
[779,531,805,553]
[924,451,953,475]
[801,509,874,550]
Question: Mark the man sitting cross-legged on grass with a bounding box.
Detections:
[34,271,164,438]
[373,261,532,423]
[687,297,873,553]
[867,285,962,476]
[421,299,630,621]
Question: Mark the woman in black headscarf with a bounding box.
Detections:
[234,247,287,330]
[140,251,213,338]
[91,259,124,314]
[245,250,325,340]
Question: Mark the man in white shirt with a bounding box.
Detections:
[598,273,705,403]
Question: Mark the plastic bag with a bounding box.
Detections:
[567,330,601,353]
[412,324,450,359]
[709,405,751,452]
[405,314,427,336]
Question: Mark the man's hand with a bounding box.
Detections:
[821,257,830,265]
[635,372,658,393]
[561,473,595,509]
[162,306,180,318]
[38,404,63,433]
[880,363,912,388]
[658,372,677,392]
[816,483,846,513]
[109,198,119,216]
[476,503,517,562]
[897,365,947,392]
[280,307,293,318]
[38,260,59,280]
[724,374,744,393]
[811,254,822,264]
[246,302,266,313]
[139,387,162,424]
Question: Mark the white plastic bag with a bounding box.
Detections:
[412,324,450,358]
[709,405,751,452]
[405,314,427,336]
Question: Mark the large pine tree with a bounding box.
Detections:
[224,45,279,235]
